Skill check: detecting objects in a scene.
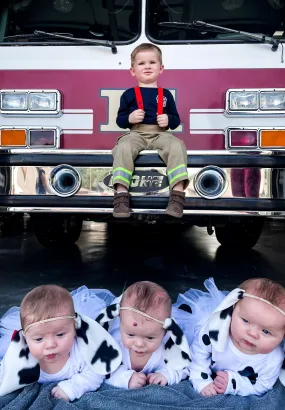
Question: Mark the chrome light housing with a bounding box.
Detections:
[226,89,285,115]
[0,90,61,114]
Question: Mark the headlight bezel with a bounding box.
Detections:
[226,88,285,115]
[0,90,61,114]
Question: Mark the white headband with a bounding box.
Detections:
[23,315,76,335]
[120,307,165,325]
[243,292,285,317]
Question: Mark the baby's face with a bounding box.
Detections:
[25,318,75,369]
[230,297,285,354]
[120,309,166,359]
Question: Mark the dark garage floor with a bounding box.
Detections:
[0,219,284,316]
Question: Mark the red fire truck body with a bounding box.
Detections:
[0,0,285,248]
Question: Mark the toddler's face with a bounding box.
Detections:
[230,297,285,354]
[25,318,75,369]
[120,309,166,359]
[130,50,164,85]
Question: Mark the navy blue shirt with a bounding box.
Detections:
[116,87,180,130]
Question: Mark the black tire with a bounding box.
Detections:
[31,215,83,248]
[215,218,264,250]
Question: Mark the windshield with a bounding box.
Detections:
[0,0,140,43]
[147,0,285,43]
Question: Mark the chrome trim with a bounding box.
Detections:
[0,89,61,115]
[194,166,227,199]
[49,165,81,197]
[0,126,60,149]
[225,88,285,115]
[4,166,273,199]
[1,148,277,155]
[226,127,285,152]
[1,207,282,217]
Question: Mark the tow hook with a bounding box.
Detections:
[207,220,214,235]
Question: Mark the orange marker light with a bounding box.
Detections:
[260,130,285,148]
[1,129,26,146]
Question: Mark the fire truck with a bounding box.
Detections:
[0,0,285,248]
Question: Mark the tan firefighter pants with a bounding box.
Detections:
[112,124,189,190]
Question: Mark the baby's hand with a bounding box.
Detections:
[213,370,229,394]
[128,372,147,389]
[200,382,218,397]
[157,114,169,128]
[147,372,168,386]
[51,386,70,401]
[129,109,145,124]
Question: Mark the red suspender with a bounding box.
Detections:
[134,86,144,111]
[157,87,164,115]
[134,87,164,115]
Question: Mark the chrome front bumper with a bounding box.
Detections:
[0,151,285,217]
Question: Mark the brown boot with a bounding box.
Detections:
[113,192,131,218]
[166,190,185,218]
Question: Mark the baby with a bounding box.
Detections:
[0,285,121,401]
[188,278,285,397]
[97,281,191,389]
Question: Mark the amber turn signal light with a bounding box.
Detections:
[260,130,285,148]
[0,129,26,146]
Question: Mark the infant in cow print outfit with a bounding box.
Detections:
[176,278,285,397]
[0,285,122,401]
[96,281,191,389]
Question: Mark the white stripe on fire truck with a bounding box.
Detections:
[0,112,93,132]
[190,109,285,134]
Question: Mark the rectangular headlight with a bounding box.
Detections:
[260,91,285,110]
[0,90,61,114]
[1,92,28,111]
[29,92,57,111]
[229,91,258,111]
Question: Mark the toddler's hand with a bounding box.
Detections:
[129,109,145,124]
[157,114,169,128]
[51,386,70,401]
[213,370,229,394]
[200,382,218,397]
[147,372,168,386]
[128,372,147,389]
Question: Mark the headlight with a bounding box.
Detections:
[29,93,57,111]
[229,91,258,111]
[260,91,285,110]
[227,89,285,114]
[1,93,28,110]
[0,90,61,114]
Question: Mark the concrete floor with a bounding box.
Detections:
[0,219,285,316]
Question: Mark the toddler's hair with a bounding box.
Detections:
[121,281,172,316]
[131,43,162,66]
[240,278,285,308]
[20,285,75,330]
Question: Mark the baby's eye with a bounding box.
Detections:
[127,334,135,337]
[262,329,271,335]
[242,318,249,324]
[57,333,64,337]
[147,337,154,340]
[138,62,144,65]
[35,338,43,342]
